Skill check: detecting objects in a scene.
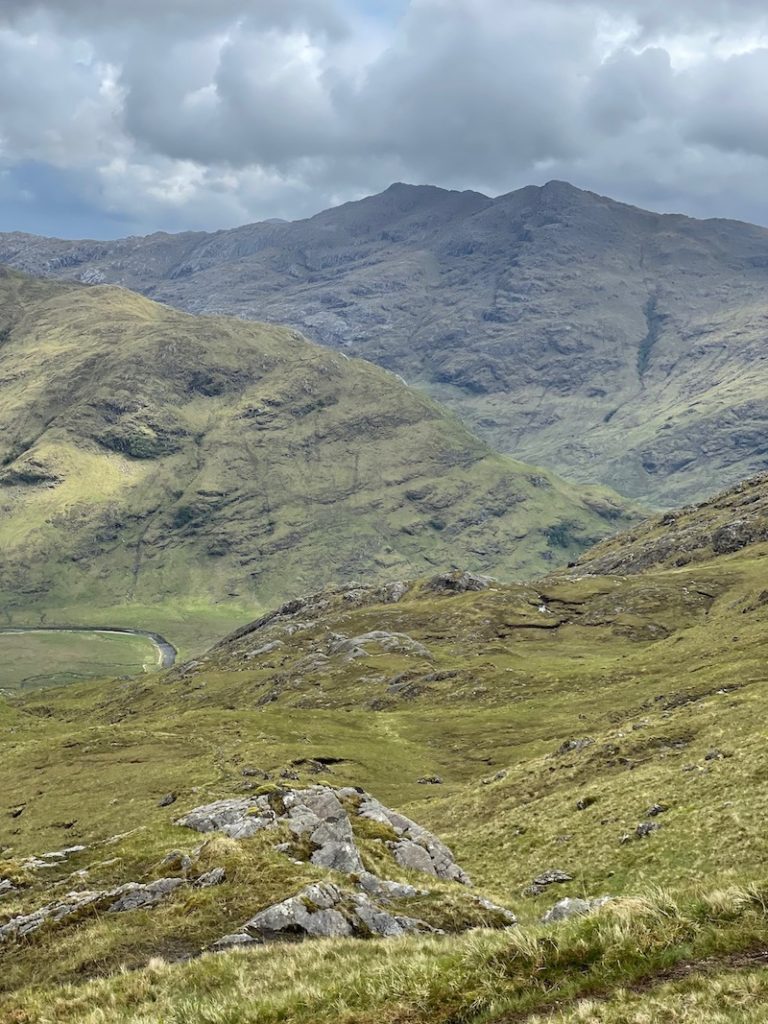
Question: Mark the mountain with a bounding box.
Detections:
[0,268,631,651]
[3,181,768,506]
[4,473,768,1020]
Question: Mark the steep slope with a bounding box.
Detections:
[0,268,630,649]
[4,182,768,505]
[4,476,768,1021]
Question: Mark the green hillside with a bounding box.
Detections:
[0,267,632,658]
[3,475,768,1021]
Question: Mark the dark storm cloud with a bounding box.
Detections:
[1,0,768,236]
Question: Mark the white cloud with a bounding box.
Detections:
[1,0,768,235]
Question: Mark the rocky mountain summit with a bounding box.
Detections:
[4,181,768,504]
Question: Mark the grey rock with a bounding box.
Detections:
[635,822,660,838]
[556,738,593,756]
[244,882,353,941]
[533,869,574,887]
[0,879,16,897]
[175,798,276,839]
[328,631,431,659]
[239,881,434,945]
[471,896,518,925]
[0,876,187,942]
[158,793,177,808]
[646,803,669,817]
[245,640,284,659]
[194,868,226,888]
[426,570,493,594]
[107,877,186,913]
[541,896,613,924]
[417,775,443,785]
[379,581,409,603]
[356,871,423,900]
[178,785,470,884]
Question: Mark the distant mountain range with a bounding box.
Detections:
[3,180,768,506]
[0,268,630,644]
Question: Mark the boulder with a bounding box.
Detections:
[542,896,613,924]
[107,877,185,913]
[175,798,277,839]
[525,868,574,896]
[243,882,353,941]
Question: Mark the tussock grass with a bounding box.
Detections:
[3,887,768,1023]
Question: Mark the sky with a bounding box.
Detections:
[1,0,767,238]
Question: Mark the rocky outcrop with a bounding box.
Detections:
[0,875,190,942]
[327,631,432,660]
[426,570,494,594]
[524,869,574,897]
[176,785,471,886]
[239,881,435,943]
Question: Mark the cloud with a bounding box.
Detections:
[1,0,768,236]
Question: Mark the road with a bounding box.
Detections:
[0,626,177,669]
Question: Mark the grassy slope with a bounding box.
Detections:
[0,268,632,663]
[2,476,768,1020]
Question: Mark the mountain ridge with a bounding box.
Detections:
[3,181,768,506]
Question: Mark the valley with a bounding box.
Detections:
[2,474,768,1021]
[3,0,768,1018]
[0,266,633,673]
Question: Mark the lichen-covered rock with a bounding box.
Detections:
[356,871,423,900]
[0,876,188,942]
[177,785,471,885]
[355,792,471,885]
[541,896,613,924]
[107,877,186,913]
[0,890,106,941]
[238,881,435,944]
[175,798,277,839]
[524,868,574,896]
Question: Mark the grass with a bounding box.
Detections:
[4,887,768,1023]
[2,479,768,1019]
[0,631,161,691]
